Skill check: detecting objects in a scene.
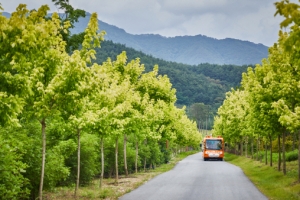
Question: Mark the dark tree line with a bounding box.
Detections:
[94,40,252,112]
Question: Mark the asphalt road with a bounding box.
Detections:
[119,152,268,200]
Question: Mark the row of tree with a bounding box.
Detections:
[0,3,201,200]
[213,0,300,183]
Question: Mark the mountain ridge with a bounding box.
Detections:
[70,12,269,66]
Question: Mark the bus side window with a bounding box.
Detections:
[217,141,222,149]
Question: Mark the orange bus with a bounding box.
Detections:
[201,136,224,161]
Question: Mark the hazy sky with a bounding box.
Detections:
[1,0,290,47]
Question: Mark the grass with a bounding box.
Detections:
[225,152,300,200]
[43,150,198,200]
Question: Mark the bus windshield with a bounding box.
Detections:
[205,139,222,150]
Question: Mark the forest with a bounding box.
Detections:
[0,3,203,200]
[93,40,251,110]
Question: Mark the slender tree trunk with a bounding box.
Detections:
[260,140,263,163]
[251,137,254,159]
[240,140,243,156]
[298,130,300,183]
[39,118,46,200]
[282,131,286,175]
[144,139,147,172]
[144,157,146,172]
[245,137,248,158]
[135,141,138,174]
[256,136,259,161]
[269,134,273,167]
[265,140,268,165]
[124,134,128,177]
[75,129,81,197]
[100,137,104,188]
[292,133,296,151]
[115,137,119,185]
[109,168,113,179]
[234,142,237,155]
[278,135,281,171]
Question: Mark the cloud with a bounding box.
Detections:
[1,0,290,46]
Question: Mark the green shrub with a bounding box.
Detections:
[286,150,298,162]
[0,129,30,199]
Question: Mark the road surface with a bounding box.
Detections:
[119,152,268,200]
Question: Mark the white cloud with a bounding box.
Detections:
[1,0,290,46]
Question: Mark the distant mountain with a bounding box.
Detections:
[71,13,269,66]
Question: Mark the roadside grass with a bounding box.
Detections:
[225,153,300,200]
[44,150,198,200]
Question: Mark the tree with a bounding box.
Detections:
[54,12,104,196]
[0,5,38,127]
[273,0,300,181]
[84,62,117,188]
[2,5,69,199]
[51,0,86,53]
[214,89,249,155]
[110,53,145,177]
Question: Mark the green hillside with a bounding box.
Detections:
[95,40,251,112]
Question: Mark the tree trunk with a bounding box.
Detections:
[245,136,248,158]
[260,140,263,163]
[109,168,113,179]
[124,134,128,177]
[240,140,243,156]
[234,142,237,155]
[251,137,254,159]
[298,130,300,183]
[39,118,46,200]
[265,140,268,165]
[282,131,286,175]
[292,133,296,151]
[269,134,273,167]
[144,157,146,172]
[278,135,281,171]
[115,137,119,185]
[75,129,81,197]
[135,141,138,174]
[256,136,259,161]
[100,137,104,188]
